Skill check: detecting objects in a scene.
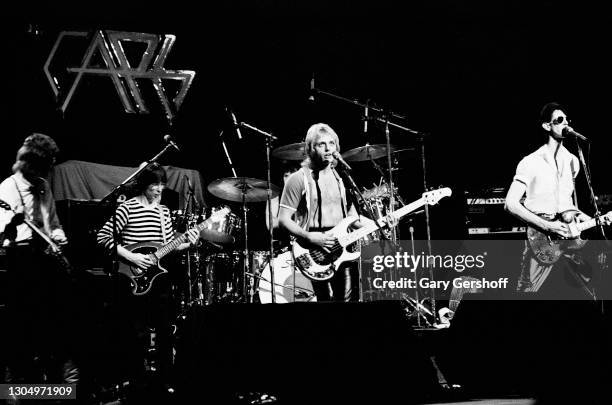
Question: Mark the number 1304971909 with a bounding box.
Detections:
[0,384,75,399]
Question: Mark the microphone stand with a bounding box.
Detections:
[236,120,278,304]
[369,115,435,321]
[219,130,239,178]
[574,138,607,239]
[574,137,606,306]
[338,166,388,239]
[183,177,197,307]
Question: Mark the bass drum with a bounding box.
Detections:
[258,250,316,303]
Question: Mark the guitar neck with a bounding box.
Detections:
[577,215,607,233]
[154,219,210,259]
[343,197,425,245]
[22,217,59,252]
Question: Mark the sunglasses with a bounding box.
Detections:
[551,116,570,125]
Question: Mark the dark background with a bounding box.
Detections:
[5,1,612,246]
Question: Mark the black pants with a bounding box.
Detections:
[109,273,174,385]
[3,244,79,384]
[309,227,360,302]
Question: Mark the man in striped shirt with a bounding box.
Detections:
[97,163,199,391]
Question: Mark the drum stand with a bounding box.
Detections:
[234,119,278,303]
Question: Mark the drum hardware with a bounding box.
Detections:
[208,176,280,303]
[199,205,242,244]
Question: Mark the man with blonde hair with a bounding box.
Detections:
[279,123,368,301]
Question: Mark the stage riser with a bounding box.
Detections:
[174,302,439,403]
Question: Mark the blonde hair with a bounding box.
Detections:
[302,123,340,168]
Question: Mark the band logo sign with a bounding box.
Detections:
[44,30,196,123]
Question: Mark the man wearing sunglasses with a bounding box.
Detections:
[505,102,595,294]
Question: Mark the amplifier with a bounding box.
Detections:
[55,199,112,272]
[465,189,525,237]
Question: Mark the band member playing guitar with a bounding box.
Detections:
[505,102,610,296]
[0,133,79,387]
[96,163,199,390]
[278,123,381,301]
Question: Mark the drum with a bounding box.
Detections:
[258,250,316,303]
[201,251,242,304]
[201,205,242,244]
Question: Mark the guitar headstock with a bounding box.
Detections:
[422,187,452,205]
[209,206,231,220]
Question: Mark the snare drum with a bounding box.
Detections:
[201,205,242,244]
[258,250,316,303]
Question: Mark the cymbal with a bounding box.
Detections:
[207,177,280,203]
[342,144,413,162]
[271,142,306,160]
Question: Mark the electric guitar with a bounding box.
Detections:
[0,199,72,274]
[527,210,612,265]
[118,207,230,295]
[293,188,452,281]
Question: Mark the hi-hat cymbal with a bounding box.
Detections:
[207,177,280,203]
[271,142,306,160]
[342,144,413,162]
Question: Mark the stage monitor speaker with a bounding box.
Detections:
[175,302,439,404]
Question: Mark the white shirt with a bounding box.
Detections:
[513,144,579,215]
[0,172,65,243]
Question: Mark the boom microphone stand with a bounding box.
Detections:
[233,116,278,303]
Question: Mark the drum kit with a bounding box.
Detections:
[172,141,412,309]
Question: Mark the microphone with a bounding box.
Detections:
[164,135,181,151]
[227,107,242,139]
[308,74,315,102]
[562,126,589,141]
[332,151,352,171]
[184,174,194,193]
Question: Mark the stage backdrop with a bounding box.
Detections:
[50,160,206,211]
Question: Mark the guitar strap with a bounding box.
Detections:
[307,168,348,229]
[568,156,579,210]
[158,205,168,244]
[12,176,45,233]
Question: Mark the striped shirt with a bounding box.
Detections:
[97,198,174,251]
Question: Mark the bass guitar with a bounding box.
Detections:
[0,199,72,274]
[293,188,452,281]
[527,210,612,265]
[118,207,230,295]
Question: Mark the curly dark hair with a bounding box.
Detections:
[12,133,60,176]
